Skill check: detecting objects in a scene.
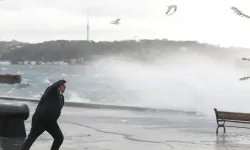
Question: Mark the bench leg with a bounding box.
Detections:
[216,121,226,134]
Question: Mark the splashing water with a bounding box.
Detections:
[0,51,250,116]
[91,52,250,116]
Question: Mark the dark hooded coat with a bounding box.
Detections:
[34,80,66,121]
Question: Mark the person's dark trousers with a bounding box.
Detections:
[21,113,64,150]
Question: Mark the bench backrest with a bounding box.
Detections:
[214,108,250,121]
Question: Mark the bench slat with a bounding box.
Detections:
[218,119,250,124]
[218,112,250,121]
[217,111,250,116]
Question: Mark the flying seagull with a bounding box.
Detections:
[166,5,177,16]
[110,18,121,25]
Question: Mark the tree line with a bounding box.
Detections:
[0,39,247,64]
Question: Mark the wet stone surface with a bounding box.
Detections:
[1,100,250,150]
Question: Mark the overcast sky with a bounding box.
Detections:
[0,0,250,47]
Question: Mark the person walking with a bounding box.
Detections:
[21,79,67,150]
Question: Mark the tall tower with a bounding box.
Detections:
[86,14,89,41]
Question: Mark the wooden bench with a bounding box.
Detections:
[214,108,250,134]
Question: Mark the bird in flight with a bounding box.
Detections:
[166,5,177,16]
[110,18,121,25]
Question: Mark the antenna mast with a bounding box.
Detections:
[86,14,89,41]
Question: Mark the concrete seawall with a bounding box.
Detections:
[0,96,200,116]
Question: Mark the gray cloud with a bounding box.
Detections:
[0,0,249,47]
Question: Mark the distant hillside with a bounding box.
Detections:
[0,39,249,64]
[0,40,28,58]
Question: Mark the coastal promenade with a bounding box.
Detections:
[0,98,250,150]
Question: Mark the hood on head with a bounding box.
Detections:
[52,79,66,88]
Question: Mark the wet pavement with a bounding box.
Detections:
[1,100,250,150]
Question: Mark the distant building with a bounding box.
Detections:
[70,59,77,64]
[0,61,11,65]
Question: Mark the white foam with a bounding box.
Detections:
[91,52,250,116]
[66,91,90,103]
